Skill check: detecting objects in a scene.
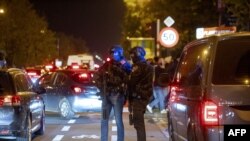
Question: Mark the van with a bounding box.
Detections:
[67,54,95,70]
[166,32,250,141]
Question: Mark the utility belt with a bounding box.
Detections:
[107,87,123,94]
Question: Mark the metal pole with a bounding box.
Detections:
[156,19,160,57]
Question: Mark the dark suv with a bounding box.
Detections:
[166,32,250,141]
[0,68,46,141]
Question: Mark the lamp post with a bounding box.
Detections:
[0,8,4,14]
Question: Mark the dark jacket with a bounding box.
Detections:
[154,65,168,87]
[94,59,131,96]
[128,60,153,101]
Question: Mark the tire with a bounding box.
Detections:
[16,115,32,141]
[34,110,45,135]
[59,98,74,119]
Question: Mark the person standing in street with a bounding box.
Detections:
[128,46,153,141]
[94,45,131,141]
[147,57,168,114]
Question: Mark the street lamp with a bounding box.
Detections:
[0,8,5,14]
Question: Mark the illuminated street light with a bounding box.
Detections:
[0,8,5,14]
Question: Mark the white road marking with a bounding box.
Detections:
[72,135,100,139]
[68,119,75,124]
[112,119,116,124]
[52,135,64,141]
[123,107,128,112]
[112,126,117,131]
[61,126,71,131]
[111,135,117,141]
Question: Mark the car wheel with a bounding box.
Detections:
[16,115,32,141]
[59,98,74,119]
[34,110,45,135]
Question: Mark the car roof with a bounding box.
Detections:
[184,32,250,49]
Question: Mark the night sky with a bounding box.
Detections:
[30,0,125,58]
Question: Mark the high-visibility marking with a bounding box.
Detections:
[111,135,117,141]
[52,135,64,141]
[112,119,116,124]
[112,126,117,131]
[68,119,75,124]
[61,126,70,131]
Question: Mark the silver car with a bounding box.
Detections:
[166,32,250,141]
[36,69,101,119]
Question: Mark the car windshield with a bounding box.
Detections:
[212,36,250,85]
[0,72,14,95]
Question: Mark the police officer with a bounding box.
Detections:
[95,45,131,141]
[128,46,153,141]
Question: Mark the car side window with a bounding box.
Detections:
[15,73,32,92]
[39,73,53,85]
[176,42,209,86]
[54,73,67,85]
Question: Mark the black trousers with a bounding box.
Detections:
[132,99,148,141]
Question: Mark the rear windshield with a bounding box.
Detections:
[0,72,14,95]
[72,72,92,84]
[212,36,250,85]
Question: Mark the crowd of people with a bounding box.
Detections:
[94,44,177,141]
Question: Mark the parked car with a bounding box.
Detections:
[35,68,101,119]
[0,68,46,141]
[165,32,250,141]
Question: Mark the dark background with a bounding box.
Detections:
[30,0,125,57]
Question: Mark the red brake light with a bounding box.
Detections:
[45,65,53,69]
[202,101,218,125]
[106,57,111,62]
[27,72,37,76]
[0,95,21,106]
[169,86,180,102]
[71,86,84,94]
[79,73,88,78]
[72,65,80,69]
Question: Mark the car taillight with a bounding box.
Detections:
[72,65,80,69]
[0,95,21,106]
[201,101,218,125]
[45,65,53,70]
[71,86,84,94]
[27,72,37,76]
[79,73,88,78]
[169,86,181,102]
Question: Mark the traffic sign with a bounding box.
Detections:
[164,16,175,27]
[158,27,179,48]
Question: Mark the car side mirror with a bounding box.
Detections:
[158,73,171,87]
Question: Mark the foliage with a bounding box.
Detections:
[0,0,58,67]
[57,32,89,66]
[122,0,219,58]
[223,0,250,31]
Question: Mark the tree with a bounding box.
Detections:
[223,0,250,31]
[122,0,219,58]
[0,0,57,67]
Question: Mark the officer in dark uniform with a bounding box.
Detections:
[94,45,131,141]
[128,46,153,141]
